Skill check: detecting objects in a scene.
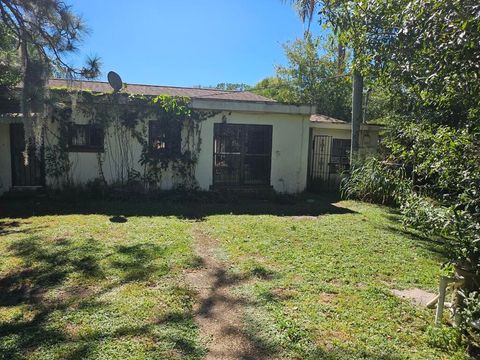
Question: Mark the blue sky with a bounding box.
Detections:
[69,0,322,87]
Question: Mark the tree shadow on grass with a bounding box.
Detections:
[0,236,105,307]
[188,250,282,360]
[240,308,406,360]
[0,220,21,235]
[0,233,205,359]
[0,193,356,221]
[0,220,46,236]
[381,224,449,258]
[108,243,170,281]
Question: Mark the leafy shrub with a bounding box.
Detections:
[426,325,462,352]
[341,157,411,205]
[400,190,480,274]
[85,178,108,199]
[458,291,480,350]
[385,124,480,215]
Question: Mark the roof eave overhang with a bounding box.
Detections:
[310,122,384,131]
[190,98,316,115]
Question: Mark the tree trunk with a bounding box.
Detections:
[350,70,363,165]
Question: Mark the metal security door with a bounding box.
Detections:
[308,135,332,190]
[10,123,45,187]
[213,123,272,187]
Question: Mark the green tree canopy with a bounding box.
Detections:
[0,0,101,159]
[253,34,352,120]
[214,83,252,91]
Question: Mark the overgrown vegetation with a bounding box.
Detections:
[41,89,216,190]
[0,195,466,358]
[341,157,410,206]
[289,0,480,351]
[0,0,101,159]
[253,34,352,121]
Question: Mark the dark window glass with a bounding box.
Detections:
[213,123,272,186]
[68,124,104,152]
[331,138,351,164]
[245,126,270,155]
[149,120,181,155]
[214,124,242,154]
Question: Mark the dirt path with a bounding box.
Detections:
[186,227,269,360]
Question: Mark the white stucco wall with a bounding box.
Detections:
[40,107,310,193]
[310,124,381,158]
[196,112,310,193]
[0,124,12,195]
[0,111,384,196]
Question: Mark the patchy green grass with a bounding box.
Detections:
[201,200,466,359]
[0,206,204,360]
[0,195,466,359]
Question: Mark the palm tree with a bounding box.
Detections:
[286,0,346,73]
[290,0,317,27]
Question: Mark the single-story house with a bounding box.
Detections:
[0,79,381,195]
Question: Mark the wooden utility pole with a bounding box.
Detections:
[350,70,363,165]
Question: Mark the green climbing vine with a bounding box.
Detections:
[43,88,217,191]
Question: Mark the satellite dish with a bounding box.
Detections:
[107,71,123,92]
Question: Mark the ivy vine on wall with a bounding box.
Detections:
[43,88,218,191]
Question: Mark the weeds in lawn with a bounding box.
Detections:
[0,211,205,359]
[200,200,468,359]
[0,195,470,359]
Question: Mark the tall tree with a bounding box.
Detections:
[287,0,366,161]
[289,0,317,26]
[332,2,480,338]
[254,34,351,120]
[0,23,21,88]
[0,0,100,161]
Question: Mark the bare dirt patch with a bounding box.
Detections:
[269,287,298,301]
[391,288,437,307]
[289,216,318,221]
[186,228,272,360]
[317,292,337,304]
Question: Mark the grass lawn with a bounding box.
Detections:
[201,200,464,359]
[0,202,204,360]
[0,194,466,359]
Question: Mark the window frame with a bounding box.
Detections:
[148,120,182,156]
[330,138,351,165]
[213,123,273,187]
[67,123,105,153]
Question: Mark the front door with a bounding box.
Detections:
[213,123,272,187]
[10,123,45,187]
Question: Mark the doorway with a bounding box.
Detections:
[10,123,45,187]
[213,123,272,187]
[308,134,351,191]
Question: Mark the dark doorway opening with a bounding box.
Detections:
[10,123,45,187]
[213,123,272,188]
[308,134,351,191]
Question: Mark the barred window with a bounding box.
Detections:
[148,120,182,155]
[68,124,104,152]
[330,138,351,164]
